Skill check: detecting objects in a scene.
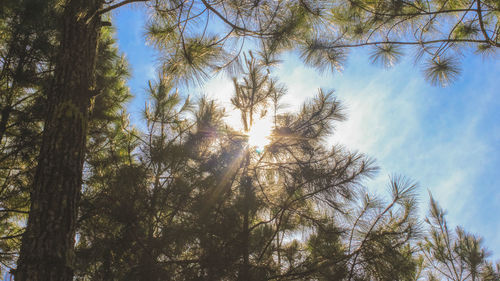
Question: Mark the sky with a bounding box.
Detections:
[112,5,500,261]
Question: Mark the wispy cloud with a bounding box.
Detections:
[274,51,500,260]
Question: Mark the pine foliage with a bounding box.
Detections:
[1,0,499,279]
[73,56,429,280]
[419,196,499,281]
[136,0,500,86]
[0,1,132,274]
[0,0,58,273]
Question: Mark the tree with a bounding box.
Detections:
[11,0,499,280]
[13,0,105,279]
[419,195,500,281]
[75,77,192,281]
[2,1,131,278]
[0,0,57,274]
[72,55,425,280]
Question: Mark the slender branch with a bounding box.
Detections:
[439,219,461,280]
[421,246,456,280]
[433,1,476,60]
[477,0,500,47]
[0,233,24,240]
[327,38,489,49]
[348,198,397,281]
[358,4,479,18]
[97,0,148,15]
[348,201,369,253]
[199,0,273,37]
[0,209,28,214]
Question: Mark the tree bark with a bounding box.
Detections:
[15,0,103,280]
[238,154,252,281]
[0,105,12,144]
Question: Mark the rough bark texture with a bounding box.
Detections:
[15,0,103,280]
[0,105,12,144]
[238,156,252,281]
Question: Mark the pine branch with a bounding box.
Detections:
[477,0,500,47]
[97,0,148,15]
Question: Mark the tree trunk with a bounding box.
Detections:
[0,105,12,144]
[238,153,252,281]
[239,209,250,281]
[15,1,103,280]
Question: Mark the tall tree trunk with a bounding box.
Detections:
[15,1,103,280]
[0,105,12,144]
[238,153,252,281]
[239,208,250,281]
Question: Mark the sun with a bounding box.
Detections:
[223,109,273,152]
[247,117,273,152]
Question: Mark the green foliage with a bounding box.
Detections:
[369,43,404,68]
[73,55,430,280]
[419,195,498,281]
[231,52,280,131]
[300,39,349,72]
[71,51,499,280]
[161,36,227,85]
[2,0,499,279]
[0,0,58,274]
[0,1,132,275]
[141,0,498,86]
[423,57,462,87]
[91,26,132,124]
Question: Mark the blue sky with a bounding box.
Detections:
[112,6,500,260]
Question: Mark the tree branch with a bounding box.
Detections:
[97,0,148,15]
[477,0,500,47]
[327,38,490,49]
[199,0,273,37]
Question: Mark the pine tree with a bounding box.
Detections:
[0,0,57,274]
[72,54,426,281]
[13,0,106,279]
[11,0,499,280]
[419,195,500,281]
[0,2,131,277]
[75,76,193,281]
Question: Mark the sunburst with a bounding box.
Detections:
[247,117,273,152]
[223,107,274,153]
